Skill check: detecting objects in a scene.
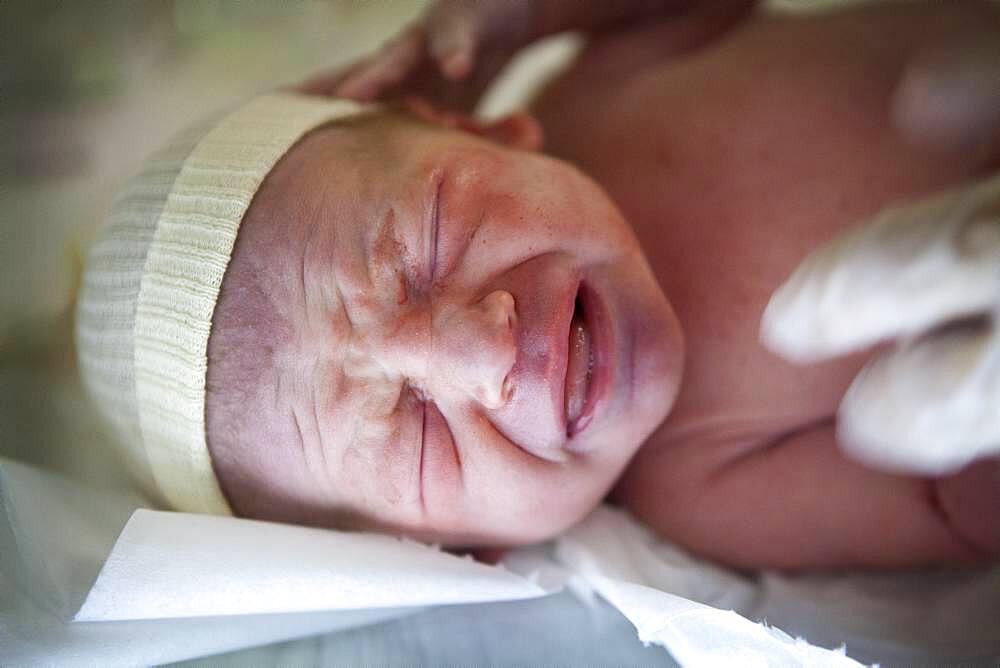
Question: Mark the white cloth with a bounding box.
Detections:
[4,457,999,666]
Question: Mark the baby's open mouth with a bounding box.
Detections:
[564,285,594,435]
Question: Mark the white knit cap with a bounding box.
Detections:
[76,92,373,515]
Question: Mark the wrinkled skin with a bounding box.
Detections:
[206,112,682,546]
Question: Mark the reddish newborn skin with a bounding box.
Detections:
[532,2,1000,569]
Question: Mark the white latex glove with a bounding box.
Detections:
[761,174,1000,476]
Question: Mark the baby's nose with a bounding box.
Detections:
[432,290,516,409]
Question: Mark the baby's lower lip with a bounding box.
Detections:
[565,282,612,441]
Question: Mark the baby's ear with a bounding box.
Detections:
[404,97,543,151]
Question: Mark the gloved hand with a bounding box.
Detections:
[761,174,1000,476]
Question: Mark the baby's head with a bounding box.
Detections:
[78,93,683,547]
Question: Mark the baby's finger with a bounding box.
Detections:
[295,59,369,97]
[336,31,419,99]
[761,174,1000,362]
[337,25,426,100]
[425,4,479,80]
[837,319,1000,476]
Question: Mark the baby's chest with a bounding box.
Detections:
[662,271,869,448]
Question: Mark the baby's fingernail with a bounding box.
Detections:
[440,49,472,80]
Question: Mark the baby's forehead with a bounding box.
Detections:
[207,216,292,399]
[208,127,387,384]
[206,133,337,392]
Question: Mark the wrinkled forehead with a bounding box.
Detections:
[205,111,441,468]
[236,111,429,264]
[210,112,429,357]
[229,110,483,315]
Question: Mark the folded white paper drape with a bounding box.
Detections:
[75,509,549,621]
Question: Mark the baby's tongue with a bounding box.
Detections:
[565,307,592,427]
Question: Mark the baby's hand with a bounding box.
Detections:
[298,1,536,112]
[298,1,758,111]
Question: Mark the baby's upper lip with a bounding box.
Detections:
[553,280,578,436]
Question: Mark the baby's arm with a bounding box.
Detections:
[616,423,992,571]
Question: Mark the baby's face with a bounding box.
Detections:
[206,111,683,546]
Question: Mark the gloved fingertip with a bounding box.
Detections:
[836,325,1000,477]
[758,275,830,363]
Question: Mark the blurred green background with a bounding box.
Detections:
[1,0,421,478]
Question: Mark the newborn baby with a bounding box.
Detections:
[79,0,1000,571]
[205,107,680,547]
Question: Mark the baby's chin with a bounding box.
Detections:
[598,252,685,453]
